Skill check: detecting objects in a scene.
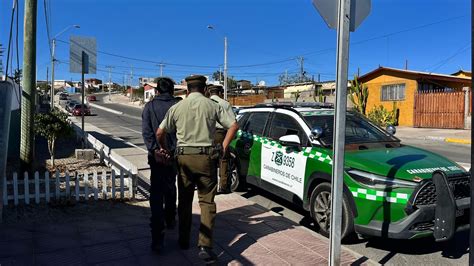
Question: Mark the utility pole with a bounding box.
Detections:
[20,0,37,170]
[46,67,49,94]
[298,56,305,82]
[285,69,288,84]
[223,36,228,100]
[219,66,222,84]
[106,66,113,101]
[158,63,164,77]
[50,38,56,109]
[129,67,133,102]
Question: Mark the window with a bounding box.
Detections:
[268,113,307,145]
[381,84,405,101]
[243,112,270,136]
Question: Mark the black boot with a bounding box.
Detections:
[151,234,164,253]
[198,246,217,264]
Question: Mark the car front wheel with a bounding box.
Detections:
[228,152,244,192]
[309,182,354,240]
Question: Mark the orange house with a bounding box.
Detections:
[358,67,471,127]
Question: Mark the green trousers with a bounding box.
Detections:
[176,154,217,248]
[214,129,229,191]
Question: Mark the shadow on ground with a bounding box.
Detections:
[240,184,469,265]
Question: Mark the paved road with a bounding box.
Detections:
[85,94,471,265]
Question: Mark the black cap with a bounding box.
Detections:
[185,75,207,87]
[207,84,223,94]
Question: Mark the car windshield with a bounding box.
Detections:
[303,112,398,145]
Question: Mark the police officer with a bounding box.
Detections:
[207,85,236,194]
[157,75,238,264]
[141,77,179,252]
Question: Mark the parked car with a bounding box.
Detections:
[59,93,69,101]
[72,104,91,116]
[228,104,470,241]
[87,95,97,102]
[66,100,80,112]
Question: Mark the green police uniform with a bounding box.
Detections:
[208,85,236,192]
[159,77,235,249]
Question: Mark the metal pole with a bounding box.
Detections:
[329,0,350,265]
[107,66,112,101]
[50,38,55,109]
[81,52,86,149]
[160,63,164,77]
[469,1,473,263]
[223,36,228,100]
[20,0,37,170]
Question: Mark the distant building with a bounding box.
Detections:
[139,77,156,87]
[85,78,102,88]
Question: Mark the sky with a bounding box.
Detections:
[0,0,471,86]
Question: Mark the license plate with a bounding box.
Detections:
[456,209,465,217]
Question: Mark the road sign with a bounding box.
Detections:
[312,0,371,32]
[70,36,96,74]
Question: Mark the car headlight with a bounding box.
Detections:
[347,169,418,189]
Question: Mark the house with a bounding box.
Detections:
[143,82,187,102]
[85,78,102,88]
[139,77,156,87]
[358,67,471,127]
[452,70,472,79]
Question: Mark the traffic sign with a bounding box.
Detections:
[312,0,371,32]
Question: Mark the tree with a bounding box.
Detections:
[212,71,223,82]
[349,75,369,116]
[278,72,312,85]
[34,108,74,167]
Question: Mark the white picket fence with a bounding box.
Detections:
[2,169,136,206]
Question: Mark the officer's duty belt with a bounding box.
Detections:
[177,146,213,155]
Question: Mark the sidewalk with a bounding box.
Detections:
[0,193,373,265]
[396,127,471,144]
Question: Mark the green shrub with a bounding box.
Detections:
[34,109,74,167]
[367,103,398,127]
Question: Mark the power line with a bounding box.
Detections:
[43,0,52,57]
[427,43,471,72]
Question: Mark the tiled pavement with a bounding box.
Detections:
[0,193,373,265]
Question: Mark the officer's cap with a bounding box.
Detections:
[207,84,224,94]
[185,75,207,87]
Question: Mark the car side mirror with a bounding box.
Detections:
[279,135,301,147]
[311,127,324,140]
[386,125,396,136]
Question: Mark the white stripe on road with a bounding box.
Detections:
[89,103,124,115]
[119,126,142,134]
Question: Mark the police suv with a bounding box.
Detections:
[228,103,470,240]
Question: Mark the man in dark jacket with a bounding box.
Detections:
[141,77,179,252]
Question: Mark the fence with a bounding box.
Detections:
[3,169,136,206]
[414,91,465,129]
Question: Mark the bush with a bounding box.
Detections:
[34,109,74,167]
[367,103,398,127]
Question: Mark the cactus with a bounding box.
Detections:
[313,86,324,103]
[349,75,369,116]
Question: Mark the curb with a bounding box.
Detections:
[89,102,124,115]
[445,138,471,145]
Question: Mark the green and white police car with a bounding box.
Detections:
[228,104,470,240]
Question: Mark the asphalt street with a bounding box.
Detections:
[81,94,471,265]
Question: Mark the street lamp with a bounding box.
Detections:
[207,25,228,100]
[50,24,80,109]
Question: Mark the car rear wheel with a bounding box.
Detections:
[309,182,354,240]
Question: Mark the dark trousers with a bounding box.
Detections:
[148,155,177,240]
[176,154,217,248]
[214,129,229,191]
